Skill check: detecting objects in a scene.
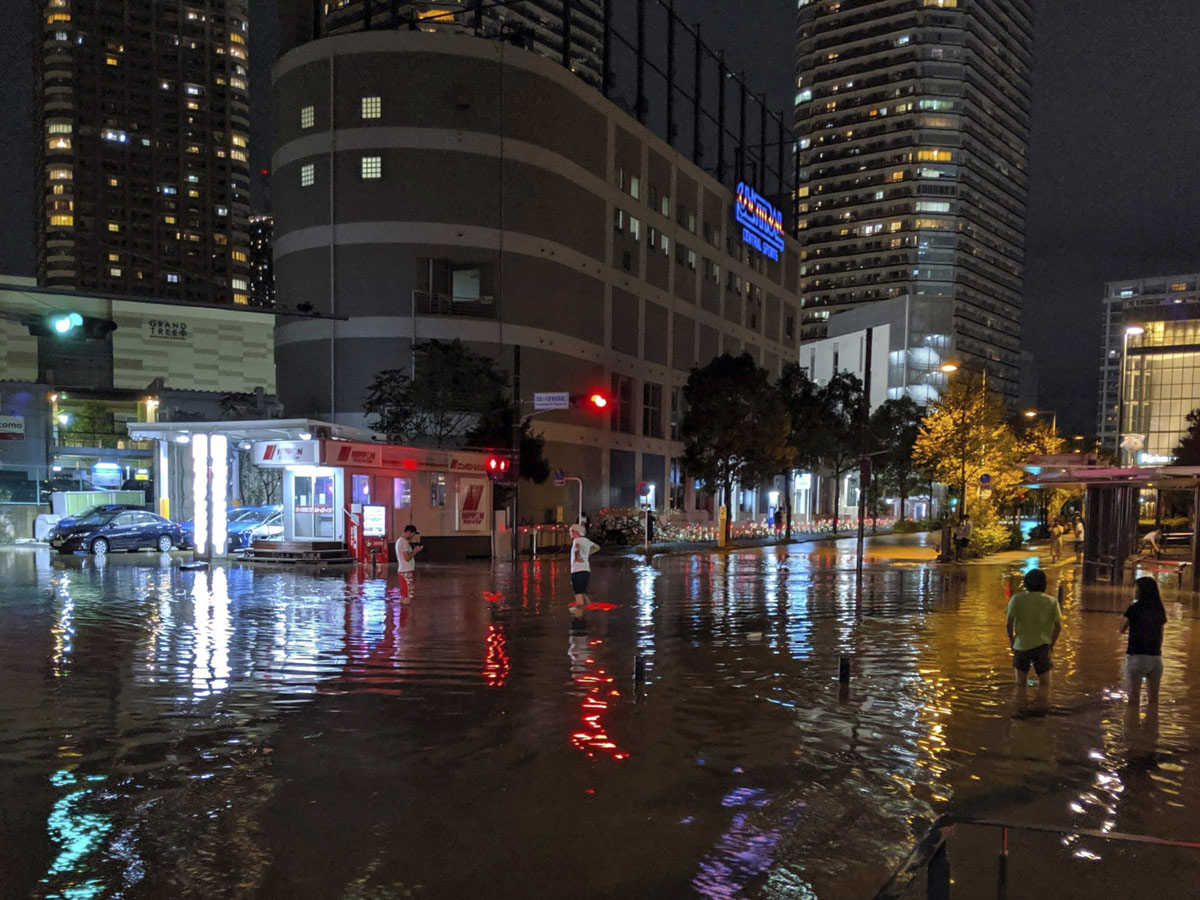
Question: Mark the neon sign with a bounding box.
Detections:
[734,181,785,261]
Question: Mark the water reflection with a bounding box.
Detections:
[0,542,1197,898]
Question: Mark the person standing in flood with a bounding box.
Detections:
[1006,568,1062,700]
[568,522,601,608]
[1121,576,1167,707]
[394,524,423,599]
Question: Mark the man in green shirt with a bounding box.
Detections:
[1005,568,1062,696]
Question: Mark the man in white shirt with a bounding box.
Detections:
[395,524,423,598]
[568,522,601,607]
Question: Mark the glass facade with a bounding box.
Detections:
[794,0,1032,402]
[1124,319,1200,463]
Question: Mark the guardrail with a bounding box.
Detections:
[413,291,496,319]
[874,814,1200,900]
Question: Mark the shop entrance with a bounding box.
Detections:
[285,466,342,540]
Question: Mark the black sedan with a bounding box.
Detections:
[49,509,185,556]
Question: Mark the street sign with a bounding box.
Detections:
[533,392,570,411]
[553,467,566,487]
[980,473,991,485]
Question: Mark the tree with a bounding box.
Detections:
[913,381,1019,522]
[1174,408,1200,465]
[814,372,865,534]
[778,363,823,538]
[681,354,793,544]
[363,339,509,446]
[869,397,924,521]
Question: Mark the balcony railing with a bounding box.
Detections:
[414,291,496,319]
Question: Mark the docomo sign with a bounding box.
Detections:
[0,415,25,441]
[253,440,320,466]
[733,181,785,261]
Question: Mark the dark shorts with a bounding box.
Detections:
[570,571,590,594]
[1013,643,1053,674]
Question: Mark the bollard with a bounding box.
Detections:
[634,655,647,683]
[838,656,851,683]
[1057,582,1064,605]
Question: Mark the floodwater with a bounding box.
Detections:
[1,536,1199,900]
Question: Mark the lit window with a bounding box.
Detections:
[109,267,122,277]
[300,105,314,129]
[105,55,118,66]
[232,278,248,291]
[107,222,120,232]
[231,134,247,148]
[160,184,176,195]
[216,205,229,216]
[232,250,247,262]
[49,214,73,227]
[163,215,176,224]
[916,149,953,162]
[107,177,119,187]
[47,138,71,150]
[361,156,382,179]
[233,293,249,305]
[361,96,381,119]
[49,167,71,181]
[630,175,640,199]
[923,0,957,6]
[301,163,315,187]
[231,149,247,162]
[166,273,180,283]
[46,12,71,23]
[629,217,641,240]
[107,253,119,262]
[46,123,72,134]
[101,130,127,143]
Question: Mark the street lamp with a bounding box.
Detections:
[1023,408,1058,434]
[1118,324,1145,465]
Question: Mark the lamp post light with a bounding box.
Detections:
[1118,324,1145,466]
[1023,408,1058,434]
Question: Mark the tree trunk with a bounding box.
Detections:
[832,468,842,534]
[723,477,733,544]
[784,469,793,540]
[871,469,878,534]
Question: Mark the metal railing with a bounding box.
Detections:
[874,814,1200,900]
[413,291,496,319]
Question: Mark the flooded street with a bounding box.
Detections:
[2,536,1199,899]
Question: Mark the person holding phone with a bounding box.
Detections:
[568,522,600,608]
[395,524,423,598]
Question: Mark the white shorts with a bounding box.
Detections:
[1126,654,1163,682]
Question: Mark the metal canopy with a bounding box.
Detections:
[126,418,375,444]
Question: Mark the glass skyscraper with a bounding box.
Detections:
[35,0,252,305]
[794,0,1032,401]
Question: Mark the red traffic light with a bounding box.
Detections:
[587,393,608,410]
[486,455,510,479]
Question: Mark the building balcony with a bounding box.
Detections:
[414,291,496,319]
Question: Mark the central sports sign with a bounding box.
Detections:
[733,181,785,261]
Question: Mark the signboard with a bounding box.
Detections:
[0,415,25,441]
[553,467,566,487]
[145,319,190,341]
[733,181,785,261]
[253,440,319,465]
[456,477,489,532]
[534,392,570,411]
[325,442,382,467]
[980,473,991,485]
[362,504,387,537]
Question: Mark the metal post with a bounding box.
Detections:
[636,0,646,123]
[511,345,521,563]
[716,51,726,182]
[759,94,767,194]
[776,113,786,198]
[856,328,873,590]
[692,24,702,164]
[996,826,1009,900]
[738,77,747,184]
[473,0,482,32]
[1192,486,1200,592]
[601,0,611,97]
[561,0,571,70]
[665,1,676,146]
[927,841,950,900]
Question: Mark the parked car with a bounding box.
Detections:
[49,509,185,556]
[54,503,144,530]
[228,505,283,550]
[179,505,282,552]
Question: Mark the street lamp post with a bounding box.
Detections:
[1117,324,1145,466]
[1023,408,1058,434]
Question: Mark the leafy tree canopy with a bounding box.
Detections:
[681,353,793,539]
[363,339,509,446]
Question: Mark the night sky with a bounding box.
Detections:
[2,2,1199,435]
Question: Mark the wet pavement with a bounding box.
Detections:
[1,536,1199,899]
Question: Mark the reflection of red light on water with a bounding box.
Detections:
[483,623,510,687]
[570,639,626,761]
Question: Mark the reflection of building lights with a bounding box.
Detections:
[569,636,628,761]
[192,434,209,555]
[210,434,228,555]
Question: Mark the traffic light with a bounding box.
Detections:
[27,312,118,340]
[486,455,511,481]
[570,392,609,411]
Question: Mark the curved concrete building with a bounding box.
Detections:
[272,32,803,517]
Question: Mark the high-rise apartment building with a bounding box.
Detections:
[248,214,274,307]
[35,0,252,305]
[277,0,604,88]
[794,0,1032,401]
